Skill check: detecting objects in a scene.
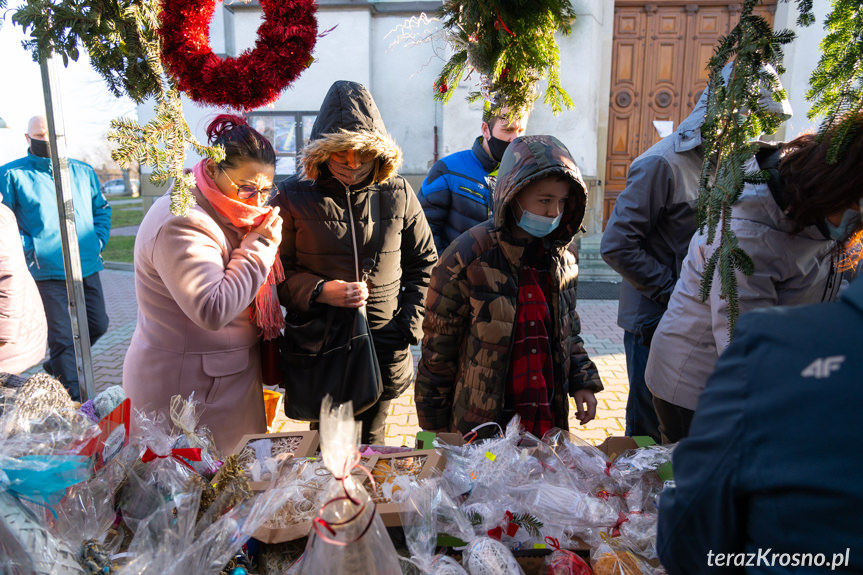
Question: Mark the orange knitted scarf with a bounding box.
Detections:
[194,160,285,340]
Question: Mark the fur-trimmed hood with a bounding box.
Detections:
[301,80,402,183]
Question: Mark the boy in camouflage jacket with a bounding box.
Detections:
[416,135,603,436]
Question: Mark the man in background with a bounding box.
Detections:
[599,68,791,442]
[599,92,710,443]
[419,103,528,254]
[0,115,111,401]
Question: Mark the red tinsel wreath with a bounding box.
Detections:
[158,0,318,110]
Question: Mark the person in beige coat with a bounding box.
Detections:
[646,114,863,444]
[123,115,283,453]
[0,197,47,374]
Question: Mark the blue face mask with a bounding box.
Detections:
[827,206,863,242]
[515,200,562,238]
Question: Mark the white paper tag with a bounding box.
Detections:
[653,120,674,138]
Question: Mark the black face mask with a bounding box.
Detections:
[29,138,51,159]
[487,135,510,163]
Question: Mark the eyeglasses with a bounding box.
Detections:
[219,167,277,200]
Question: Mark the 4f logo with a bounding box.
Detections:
[801,356,845,379]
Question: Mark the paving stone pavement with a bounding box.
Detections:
[27,269,628,447]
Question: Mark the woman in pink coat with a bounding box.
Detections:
[0,197,47,374]
[123,115,283,453]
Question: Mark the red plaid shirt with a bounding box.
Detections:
[504,244,556,437]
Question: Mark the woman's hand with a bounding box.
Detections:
[572,389,598,425]
[251,207,282,245]
[317,279,368,308]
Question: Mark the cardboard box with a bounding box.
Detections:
[230,430,320,491]
[596,436,641,460]
[368,449,447,527]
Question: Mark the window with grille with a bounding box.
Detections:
[247,112,317,178]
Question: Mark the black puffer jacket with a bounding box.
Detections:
[274,81,437,353]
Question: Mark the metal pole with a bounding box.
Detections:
[39,54,96,402]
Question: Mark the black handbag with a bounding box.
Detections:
[280,186,384,421]
[280,305,383,420]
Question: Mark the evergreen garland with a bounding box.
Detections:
[697,0,798,335]
[435,0,575,118]
[806,0,863,163]
[12,0,161,101]
[11,0,223,215]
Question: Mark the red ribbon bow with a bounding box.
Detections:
[487,510,520,540]
[610,511,629,537]
[141,447,202,471]
[596,489,629,501]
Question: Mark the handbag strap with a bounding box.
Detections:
[360,185,383,281]
[310,188,382,361]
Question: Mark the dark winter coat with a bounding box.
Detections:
[599,90,708,341]
[273,81,437,398]
[415,135,603,434]
[658,272,863,574]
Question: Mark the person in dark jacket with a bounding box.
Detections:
[600,65,791,442]
[416,135,603,437]
[0,116,111,401]
[657,267,863,575]
[273,80,437,444]
[418,104,528,253]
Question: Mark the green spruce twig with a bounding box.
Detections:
[805,0,863,164]
[510,512,543,539]
[697,0,798,336]
[12,0,223,216]
[467,509,484,527]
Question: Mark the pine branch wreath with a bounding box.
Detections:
[435,0,576,118]
[12,0,162,102]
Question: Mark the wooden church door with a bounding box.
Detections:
[603,0,776,228]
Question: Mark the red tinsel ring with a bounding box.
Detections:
[158,0,318,110]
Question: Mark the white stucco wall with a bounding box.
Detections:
[138,0,825,229]
[369,14,442,178]
[141,1,612,173]
[774,0,830,140]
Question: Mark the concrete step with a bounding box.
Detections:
[576,233,621,283]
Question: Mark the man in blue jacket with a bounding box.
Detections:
[419,104,528,254]
[0,116,111,401]
[657,267,863,573]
